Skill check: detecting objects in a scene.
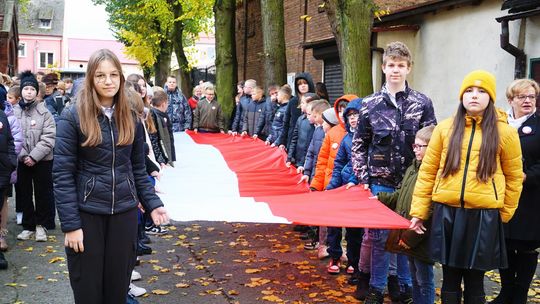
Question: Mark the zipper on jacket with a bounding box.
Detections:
[492,179,498,201]
[460,120,476,208]
[108,118,116,214]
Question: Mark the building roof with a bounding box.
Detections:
[68,38,138,65]
[375,0,435,12]
[18,0,64,36]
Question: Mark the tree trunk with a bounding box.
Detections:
[214,0,237,122]
[154,38,172,87]
[260,0,287,88]
[171,1,193,98]
[325,0,374,96]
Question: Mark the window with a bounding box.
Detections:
[39,19,52,29]
[531,58,540,84]
[18,42,26,57]
[39,52,54,68]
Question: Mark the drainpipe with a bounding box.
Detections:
[243,0,248,80]
[498,19,526,79]
[301,0,308,71]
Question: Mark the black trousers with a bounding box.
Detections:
[16,160,55,230]
[66,208,138,304]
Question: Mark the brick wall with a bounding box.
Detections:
[236,0,335,88]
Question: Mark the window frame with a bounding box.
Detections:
[18,42,27,57]
[39,19,52,29]
[38,51,55,68]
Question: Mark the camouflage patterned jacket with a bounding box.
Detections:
[351,83,436,188]
[165,86,192,132]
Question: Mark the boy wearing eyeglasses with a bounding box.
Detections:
[369,125,436,304]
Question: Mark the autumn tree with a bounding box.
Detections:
[93,0,212,90]
[324,0,374,96]
[260,0,287,88]
[214,0,237,119]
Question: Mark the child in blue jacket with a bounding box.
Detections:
[266,85,291,145]
[285,93,318,167]
[325,98,363,276]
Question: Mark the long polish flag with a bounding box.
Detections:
[156,132,410,229]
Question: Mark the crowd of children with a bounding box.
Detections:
[221,41,537,304]
[0,40,538,304]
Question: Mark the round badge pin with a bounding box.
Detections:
[30,120,36,126]
[332,142,339,150]
[522,126,532,134]
[212,106,216,110]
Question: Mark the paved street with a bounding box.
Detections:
[1,196,539,304]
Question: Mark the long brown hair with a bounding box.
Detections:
[78,49,134,147]
[127,73,156,134]
[441,101,500,182]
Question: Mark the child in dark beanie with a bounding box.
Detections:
[14,71,56,242]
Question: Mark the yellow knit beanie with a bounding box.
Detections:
[459,70,496,102]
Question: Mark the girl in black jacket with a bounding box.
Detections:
[0,110,16,269]
[53,49,168,304]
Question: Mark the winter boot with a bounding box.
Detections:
[489,267,515,304]
[441,290,462,304]
[512,250,538,304]
[353,271,370,300]
[364,288,384,304]
[0,252,7,270]
[400,285,413,304]
[387,274,400,301]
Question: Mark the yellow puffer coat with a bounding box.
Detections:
[410,109,523,223]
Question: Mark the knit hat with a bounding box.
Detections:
[322,108,338,127]
[19,70,39,92]
[459,70,496,102]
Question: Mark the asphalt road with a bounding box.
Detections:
[1,197,539,304]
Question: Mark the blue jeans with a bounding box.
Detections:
[369,184,412,292]
[409,257,435,304]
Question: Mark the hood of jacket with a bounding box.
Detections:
[294,72,315,96]
[343,98,362,133]
[333,94,358,128]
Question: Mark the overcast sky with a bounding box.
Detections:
[64,0,115,40]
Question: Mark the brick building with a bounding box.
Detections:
[235,0,431,102]
[235,0,540,118]
[0,0,19,75]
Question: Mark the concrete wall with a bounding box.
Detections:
[376,0,540,120]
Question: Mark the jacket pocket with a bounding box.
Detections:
[492,179,498,201]
[127,177,138,201]
[83,176,95,202]
[369,130,392,167]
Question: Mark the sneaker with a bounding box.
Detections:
[303,241,319,250]
[387,275,400,302]
[364,288,384,304]
[0,252,7,270]
[317,245,329,259]
[128,283,147,297]
[346,265,355,274]
[131,270,142,281]
[327,258,341,274]
[16,213,22,225]
[17,230,35,240]
[35,226,47,242]
[0,229,8,251]
[145,225,168,235]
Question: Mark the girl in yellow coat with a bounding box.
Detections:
[409,70,523,304]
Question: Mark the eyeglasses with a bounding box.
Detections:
[95,73,120,84]
[412,144,428,150]
[346,113,360,118]
[515,95,537,101]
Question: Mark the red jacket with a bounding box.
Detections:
[188,97,199,110]
[310,94,358,190]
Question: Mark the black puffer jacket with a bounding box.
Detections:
[287,114,315,166]
[0,111,16,189]
[53,105,164,232]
